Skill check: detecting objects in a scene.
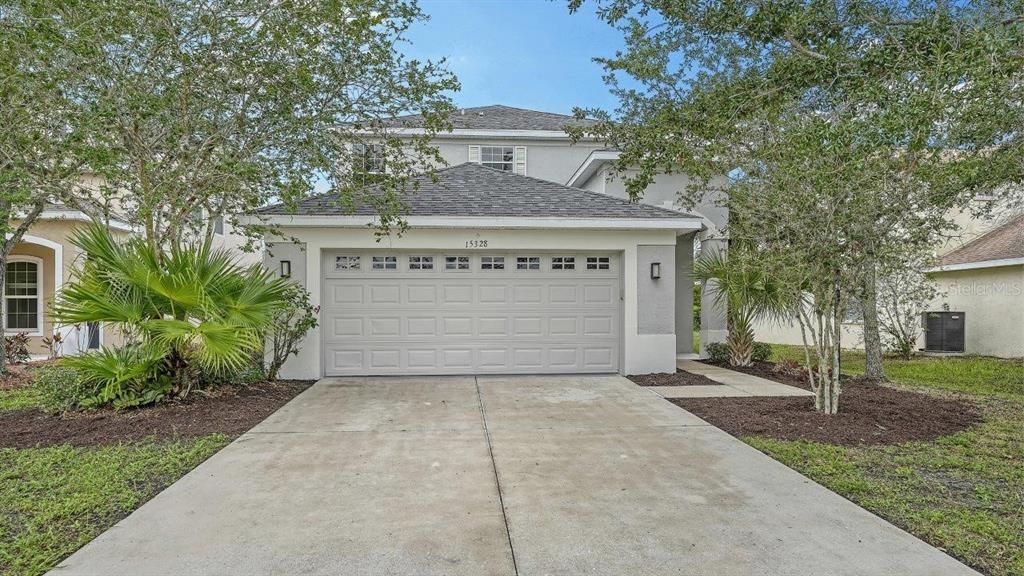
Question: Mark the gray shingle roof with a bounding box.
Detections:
[940,214,1024,266]
[383,104,599,131]
[259,163,694,220]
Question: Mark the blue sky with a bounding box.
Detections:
[404,0,625,115]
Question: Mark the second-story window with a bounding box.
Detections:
[354,143,385,174]
[480,146,514,171]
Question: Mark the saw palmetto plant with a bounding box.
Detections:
[54,224,289,407]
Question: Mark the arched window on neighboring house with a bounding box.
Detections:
[4,257,43,335]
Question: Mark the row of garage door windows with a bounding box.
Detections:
[335,255,612,272]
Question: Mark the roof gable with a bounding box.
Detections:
[941,214,1024,267]
[259,163,694,221]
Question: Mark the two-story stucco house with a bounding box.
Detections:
[258,105,728,379]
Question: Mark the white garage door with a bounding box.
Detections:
[321,251,621,376]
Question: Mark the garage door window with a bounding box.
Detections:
[552,257,575,270]
[372,256,398,270]
[586,257,610,270]
[516,256,540,270]
[409,256,433,270]
[445,256,470,270]
[335,255,360,270]
[481,256,504,270]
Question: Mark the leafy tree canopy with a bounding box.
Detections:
[4,0,460,250]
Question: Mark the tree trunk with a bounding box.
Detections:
[1,198,48,373]
[0,262,6,373]
[727,317,755,367]
[862,264,886,381]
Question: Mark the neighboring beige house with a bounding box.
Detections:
[6,200,258,359]
[926,215,1023,358]
[755,210,1023,359]
[6,205,133,357]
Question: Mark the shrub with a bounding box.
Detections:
[705,342,730,364]
[53,224,289,406]
[35,365,99,414]
[266,283,319,381]
[62,346,170,409]
[4,333,31,364]
[752,342,773,363]
[201,354,266,388]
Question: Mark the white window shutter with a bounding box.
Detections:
[514,146,527,175]
[468,145,481,163]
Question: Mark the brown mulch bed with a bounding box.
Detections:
[675,361,982,446]
[628,370,723,387]
[0,380,313,449]
[0,363,38,390]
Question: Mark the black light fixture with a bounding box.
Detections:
[280,260,292,278]
[650,262,661,279]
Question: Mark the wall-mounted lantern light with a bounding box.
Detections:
[280,260,292,278]
[650,262,661,279]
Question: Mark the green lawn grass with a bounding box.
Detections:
[0,387,43,411]
[0,382,229,576]
[750,345,1024,575]
[769,344,1024,398]
[0,437,228,576]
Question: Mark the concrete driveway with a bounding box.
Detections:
[52,375,977,576]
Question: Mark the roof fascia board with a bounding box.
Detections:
[566,149,621,187]
[358,128,597,141]
[38,209,134,232]
[928,257,1024,272]
[244,214,701,231]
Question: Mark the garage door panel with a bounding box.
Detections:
[407,349,437,368]
[583,284,615,304]
[369,285,400,304]
[583,316,615,336]
[443,285,473,304]
[512,348,544,369]
[331,285,363,305]
[322,251,620,376]
[478,317,509,337]
[406,317,437,337]
[406,285,437,304]
[443,349,473,369]
[443,317,473,336]
[549,317,578,336]
[513,317,543,337]
[479,285,508,304]
[478,349,509,369]
[583,347,615,370]
[369,349,401,369]
[330,317,364,338]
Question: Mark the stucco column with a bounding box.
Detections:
[699,237,728,357]
[675,233,695,356]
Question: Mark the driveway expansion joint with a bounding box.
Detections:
[475,376,520,576]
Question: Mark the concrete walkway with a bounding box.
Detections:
[649,359,815,398]
[51,375,975,576]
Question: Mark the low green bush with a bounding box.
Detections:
[34,365,99,414]
[705,342,730,363]
[62,346,170,409]
[752,341,773,363]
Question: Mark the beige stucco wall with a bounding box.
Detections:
[754,266,1024,359]
[928,265,1024,358]
[753,317,867,350]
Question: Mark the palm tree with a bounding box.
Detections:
[694,249,795,367]
[54,224,289,404]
